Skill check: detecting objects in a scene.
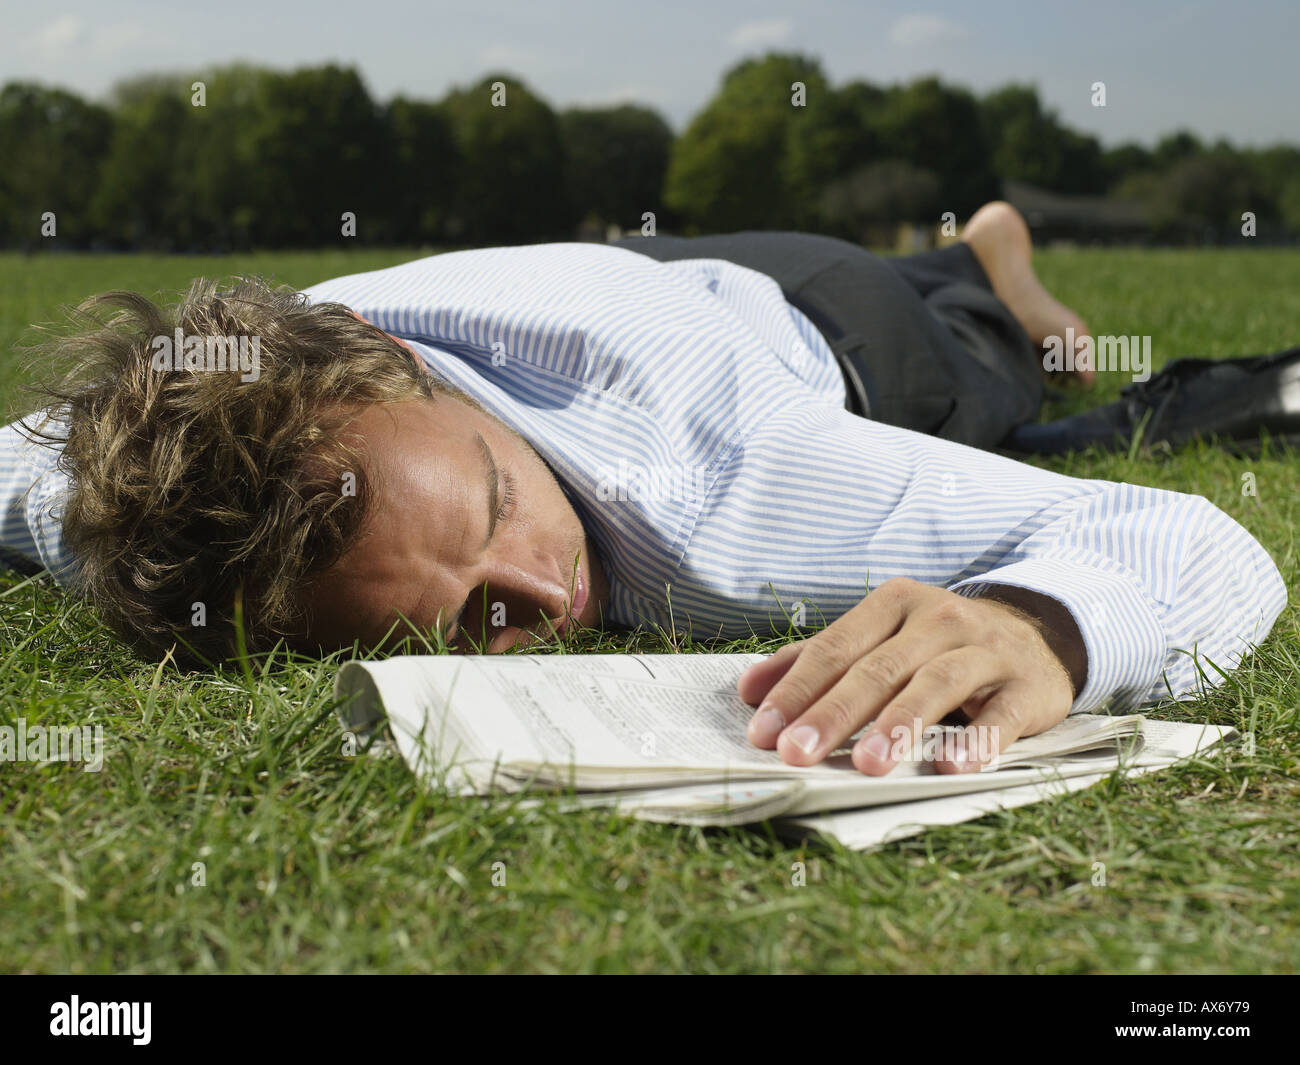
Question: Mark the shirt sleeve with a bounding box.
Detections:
[948,485,1287,714]
[0,413,76,584]
[675,401,1286,718]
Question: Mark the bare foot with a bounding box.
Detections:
[962,201,1094,387]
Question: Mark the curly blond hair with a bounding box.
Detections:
[29,277,456,665]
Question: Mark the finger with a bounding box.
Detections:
[771,623,967,764]
[846,646,1007,774]
[738,641,803,706]
[740,643,808,746]
[931,683,1042,774]
[750,582,919,747]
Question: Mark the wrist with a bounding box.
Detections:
[973,586,1088,699]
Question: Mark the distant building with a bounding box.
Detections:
[1001,179,1150,244]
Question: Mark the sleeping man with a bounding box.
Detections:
[0,203,1289,777]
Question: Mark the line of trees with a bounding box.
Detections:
[2,53,1298,250]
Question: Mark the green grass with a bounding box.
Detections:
[1,247,1297,974]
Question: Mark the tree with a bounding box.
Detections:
[665,53,839,231]
[184,64,282,249]
[1243,145,1300,234]
[559,105,672,231]
[1277,176,1300,235]
[1102,141,1154,191]
[0,83,112,249]
[1152,130,1203,170]
[979,84,1107,195]
[90,79,192,249]
[386,97,460,244]
[784,80,884,224]
[439,74,572,243]
[1165,151,1261,231]
[241,65,394,247]
[1115,149,1262,241]
[871,78,999,216]
[818,160,942,240]
[94,64,393,250]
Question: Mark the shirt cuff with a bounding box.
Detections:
[947,554,1167,715]
[25,470,76,586]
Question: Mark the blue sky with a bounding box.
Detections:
[3,0,1297,147]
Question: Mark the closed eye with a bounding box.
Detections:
[496,467,517,524]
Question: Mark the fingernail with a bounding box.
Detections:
[861,730,894,765]
[784,724,820,756]
[748,703,786,745]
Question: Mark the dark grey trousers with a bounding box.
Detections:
[612,231,1043,450]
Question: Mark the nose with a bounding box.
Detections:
[457,551,573,651]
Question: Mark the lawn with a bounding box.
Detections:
[1,247,1297,974]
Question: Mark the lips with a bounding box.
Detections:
[570,565,588,621]
[550,561,587,639]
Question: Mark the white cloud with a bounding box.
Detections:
[31,14,88,55]
[479,43,536,70]
[92,23,150,56]
[25,15,166,62]
[727,18,794,50]
[889,13,966,48]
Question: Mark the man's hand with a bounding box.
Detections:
[738,578,1086,775]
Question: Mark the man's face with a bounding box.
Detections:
[298,394,610,653]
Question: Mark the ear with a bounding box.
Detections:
[345,309,423,367]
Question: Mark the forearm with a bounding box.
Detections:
[950,489,1286,713]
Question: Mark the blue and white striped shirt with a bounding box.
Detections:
[0,243,1287,714]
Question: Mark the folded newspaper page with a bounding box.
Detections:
[334,654,1234,826]
[776,719,1235,849]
